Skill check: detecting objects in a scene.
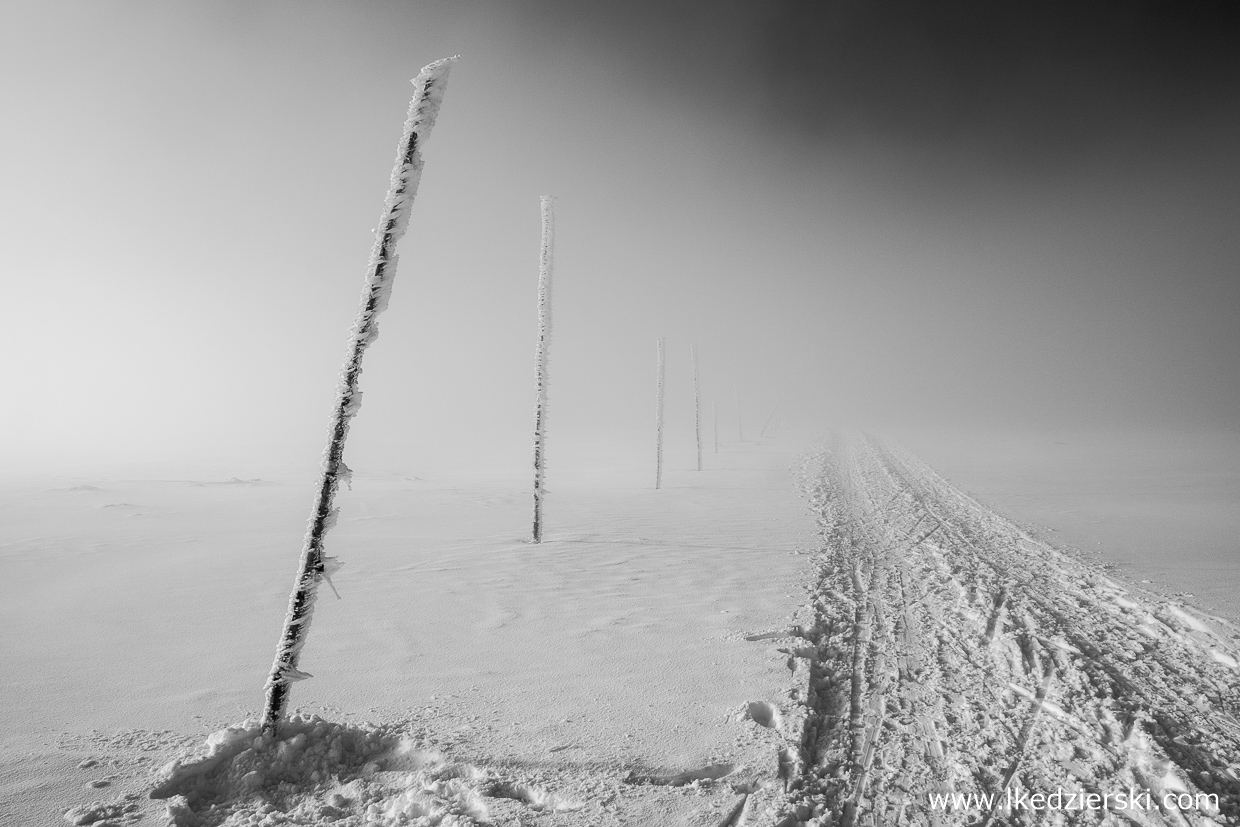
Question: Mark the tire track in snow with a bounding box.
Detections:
[753,433,1240,827]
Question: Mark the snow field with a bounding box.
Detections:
[10,433,1237,825]
[2,441,815,825]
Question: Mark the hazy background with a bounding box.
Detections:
[1,0,1238,477]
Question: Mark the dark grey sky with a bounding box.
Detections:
[515,1,1240,167]
[503,1,1240,431]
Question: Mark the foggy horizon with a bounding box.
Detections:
[3,1,1239,475]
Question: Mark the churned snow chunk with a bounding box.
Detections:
[1209,648,1239,669]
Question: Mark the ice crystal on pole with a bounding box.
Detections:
[261,56,458,734]
[531,196,555,543]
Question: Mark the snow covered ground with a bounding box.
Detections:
[780,434,1240,826]
[4,435,1239,825]
[2,440,814,825]
[893,429,1240,624]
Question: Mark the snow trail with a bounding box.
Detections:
[753,433,1240,826]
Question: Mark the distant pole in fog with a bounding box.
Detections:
[261,57,457,736]
[735,384,743,442]
[713,400,719,453]
[655,337,666,489]
[759,361,804,440]
[692,345,702,471]
[530,195,555,543]
[759,395,783,439]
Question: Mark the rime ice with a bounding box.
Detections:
[262,56,458,734]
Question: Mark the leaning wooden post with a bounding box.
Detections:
[531,195,555,543]
[261,57,457,735]
[759,395,783,439]
[691,345,701,471]
[759,361,804,439]
[655,337,666,489]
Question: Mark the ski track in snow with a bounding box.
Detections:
[8,436,1240,825]
[755,433,1240,827]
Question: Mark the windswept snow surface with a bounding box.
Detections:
[892,429,1240,624]
[1,442,813,825]
[5,436,1240,825]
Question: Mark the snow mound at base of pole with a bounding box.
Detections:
[146,714,580,826]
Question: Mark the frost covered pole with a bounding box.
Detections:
[261,57,458,735]
[759,395,783,439]
[691,345,701,471]
[531,195,555,543]
[655,337,666,489]
[759,361,803,439]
